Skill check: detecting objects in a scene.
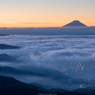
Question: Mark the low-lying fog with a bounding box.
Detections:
[0,34,95,90]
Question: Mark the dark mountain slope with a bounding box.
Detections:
[0,75,31,88]
[63,20,87,27]
[74,86,95,94]
[0,34,9,36]
[0,44,20,49]
[0,87,87,95]
[0,54,19,62]
[0,75,89,95]
[0,66,46,77]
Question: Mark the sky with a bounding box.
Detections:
[0,0,95,28]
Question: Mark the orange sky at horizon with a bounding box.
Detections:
[0,0,95,28]
[0,20,94,28]
[0,15,95,28]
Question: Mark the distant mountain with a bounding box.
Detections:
[74,86,95,94]
[63,20,87,27]
[0,54,19,62]
[0,66,46,77]
[31,83,69,92]
[0,34,9,36]
[0,44,20,49]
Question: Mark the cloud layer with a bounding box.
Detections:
[0,35,95,89]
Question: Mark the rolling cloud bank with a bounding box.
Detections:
[0,31,95,90]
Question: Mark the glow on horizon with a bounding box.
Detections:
[0,0,95,28]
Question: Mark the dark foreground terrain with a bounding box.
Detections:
[0,75,95,95]
[0,87,87,95]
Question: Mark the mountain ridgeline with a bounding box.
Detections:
[0,75,89,95]
[63,20,87,28]
[0,44,20,49]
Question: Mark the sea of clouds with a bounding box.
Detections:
[0,35,95,89]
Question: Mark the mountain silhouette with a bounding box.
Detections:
[0,75,87,95]
[0,54,19,62]
[74,86,95,94]
[0,66,46,77]
[0,75,31,88]
[0,44,20,49]
[0,34,9,36]
[63,20,87,27]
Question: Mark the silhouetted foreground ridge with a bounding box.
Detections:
[0,75,89,95]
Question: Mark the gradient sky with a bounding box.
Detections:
[0,0,95,27]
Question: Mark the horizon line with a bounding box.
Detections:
[0,26,95,29]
